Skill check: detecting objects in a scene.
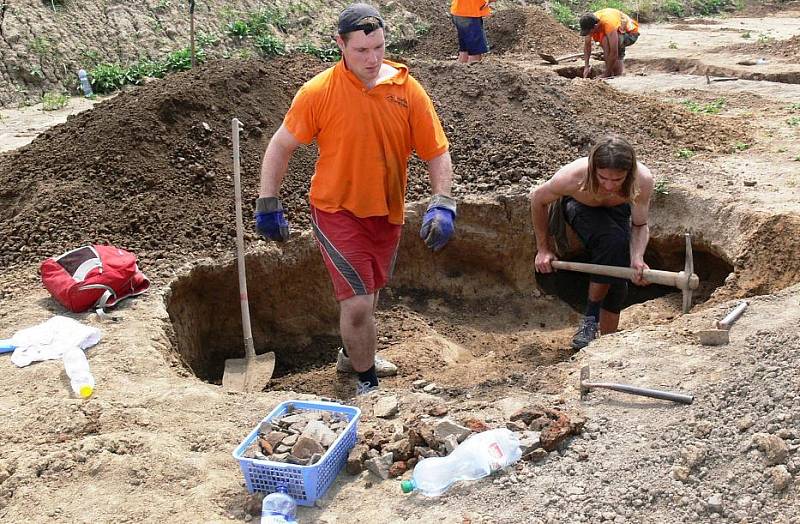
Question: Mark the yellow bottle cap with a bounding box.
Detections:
[79,385,94,398]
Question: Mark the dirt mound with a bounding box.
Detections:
[720,34,800,60]
[490,6,582,55]
[0,56,325,273]
[401,6,580,60]
[0,55,747,275]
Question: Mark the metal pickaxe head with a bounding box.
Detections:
[681,232,696,314]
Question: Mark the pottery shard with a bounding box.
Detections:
[388,461,407,478]
[385,438,414,462]
[540,412,575,452]
[346,444,370,475]
[464,418,490,433]
[302,421,338,448]
[291,436,325,460]
[265,431,288,448]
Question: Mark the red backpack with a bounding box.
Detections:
[40,245,150,315]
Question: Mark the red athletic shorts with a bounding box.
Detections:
[311,206,402,301]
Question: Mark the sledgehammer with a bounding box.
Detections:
[580,366,694,404]
[551,233,700,313]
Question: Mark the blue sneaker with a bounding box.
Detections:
[571,316,598,350]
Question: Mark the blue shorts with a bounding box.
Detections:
[452,15,489,56]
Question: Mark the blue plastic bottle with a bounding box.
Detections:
[78,69,93,97]
[261,485,297,523]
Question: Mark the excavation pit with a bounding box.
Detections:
[165,198,732,395]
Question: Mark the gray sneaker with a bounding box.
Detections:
[571,316,598,350]
[336,348,398,377]
[355,380,379,396]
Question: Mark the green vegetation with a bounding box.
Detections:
[550,1,578,30]
[677,148,695,159]
[88,47,206,94]
[296,42,341,62]
[682,97,726,114]
[549,0,743,27]
[668,40,678,49]
[741,31,751,39]
[788,116,800,127]
[41,92,68,111]
[196,31,221,49]
[654,178,670,196]
[662,0,685,16]
[789,103,800,111]
[757,33,774,44]
[733,141,750,152]
[588,0,627,10]
[254,34,286,56]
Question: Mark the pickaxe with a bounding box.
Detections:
[580,365,694,404]
[551,232,699,313]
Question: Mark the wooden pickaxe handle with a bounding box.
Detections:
[551,260,699,290]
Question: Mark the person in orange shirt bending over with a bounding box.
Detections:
[255,3,456,396]
[579,8,640,78]
[450,0,497,63]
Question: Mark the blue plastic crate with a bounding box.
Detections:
[233,400,361,506]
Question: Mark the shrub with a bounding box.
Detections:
[164,47,205,72]
[662,0,685,16]
[550,1,578,30]
[89,63,127,93]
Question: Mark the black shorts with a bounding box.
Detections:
[563,196,631,285]
[619,32,639,58]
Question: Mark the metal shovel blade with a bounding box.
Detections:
[538,52,558,64]
[223,351,276,392]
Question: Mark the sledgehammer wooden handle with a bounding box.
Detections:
[551,261,699,290]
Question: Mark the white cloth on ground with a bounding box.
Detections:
[9,315,101,367]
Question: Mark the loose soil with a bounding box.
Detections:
[1,3,799,524]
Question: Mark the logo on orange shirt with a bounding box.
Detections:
[385,95,408,109]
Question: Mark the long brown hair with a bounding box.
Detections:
[580,134,640,201]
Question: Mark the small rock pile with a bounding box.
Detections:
[244,405,351,466]
[347,396,585,481]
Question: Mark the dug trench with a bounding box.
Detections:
[165,191,739,400]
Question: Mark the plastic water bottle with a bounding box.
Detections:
[63,347,95,398]
[78,69,93,97]
[400,428,521,496]
[261,486,296,523]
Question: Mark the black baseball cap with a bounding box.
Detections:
[338,3,385,35]
[579,13,599,36]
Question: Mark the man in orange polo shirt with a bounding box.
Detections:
[255,3,456,396]
[450,0,496,63]
[579,8,639,78]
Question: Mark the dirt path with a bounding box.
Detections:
[1,6,799,524]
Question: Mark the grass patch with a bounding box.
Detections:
[682,98,726,114]
[654,178,670,196]
[254,35,286,56]
[41,92,68,111]
[787,116,800,127]
[296,42,341,62]
[677,148,695,159]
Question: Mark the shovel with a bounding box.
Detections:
[538,52,583,64]
[222,118,275,392]
[538,51,602,65]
